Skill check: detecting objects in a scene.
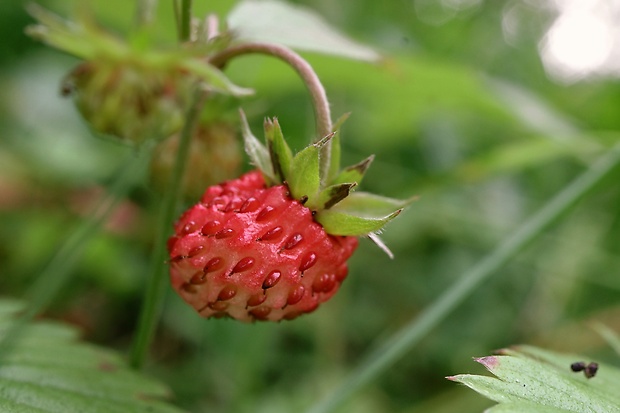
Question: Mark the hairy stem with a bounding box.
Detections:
[209,42,333,179]
[129,88,205,369]
[306,142,620,413]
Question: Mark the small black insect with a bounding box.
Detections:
[584,362,599,379]
[570,361,598,379]
[570,361,586,372]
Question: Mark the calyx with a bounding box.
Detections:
[240,112,415,237]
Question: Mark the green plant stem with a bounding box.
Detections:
[209,42,333,179]
[129,88,205,369]
[306,142,620,413]
[176,0,193,42]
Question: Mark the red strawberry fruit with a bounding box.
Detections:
[168,115,412,321]
[168,170,358,321]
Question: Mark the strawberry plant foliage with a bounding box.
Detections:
[25,4,251,144]
[449,345,620,413]
[227,0,381,62]
[0,299,186,413]
[25,0,414,366]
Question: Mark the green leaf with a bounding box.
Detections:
[240,111,275,183]
[287,143,321,202]
[0,299,186,413]
[265,118,293,182]
[485,402,572,413]
[315,191,414,234]
[180,59,254,97]
[227,0,380,61]
[25,4,112,60]
[27,5,252,99]
[316,208,401,236]
[449,345,620,413]
[332,155,375,186]
[328,191,415,218]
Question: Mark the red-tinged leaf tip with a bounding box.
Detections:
[476,356,500,370]
[263,117,278,133]
[445,375,458,382]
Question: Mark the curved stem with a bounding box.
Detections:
[210,42,332,138]
[305,142,620,413]
[209,43,333,179]
[129,88,206,369]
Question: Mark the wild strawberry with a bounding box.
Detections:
[168,114,413,322]
[168,170,358,321]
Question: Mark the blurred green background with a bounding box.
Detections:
[1,1,620,412]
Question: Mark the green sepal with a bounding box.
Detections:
[316,208,402,236]
[241,111,275,184]
[323,131,340,185]
[316,190,413,235]
[327,191,416,218]
[311,182,357,211]
[182,59,254,97]
[26,4,104,60]
[241,114,414,240]
[27,4,252,98]
[287,139,325,202]
[332,112,352,134]
[333,154,375,186]
[325,113,350,182]
[265,118,293,182]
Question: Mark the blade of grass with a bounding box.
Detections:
[591,322,620,357]
[306,142,620,413]
[178,0,193,42]
[129,88,205,369]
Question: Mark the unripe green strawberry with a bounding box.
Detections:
[150,122,242,199]
[168,116,413,321]
[63,61,194,144]
[26,5,251,144]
